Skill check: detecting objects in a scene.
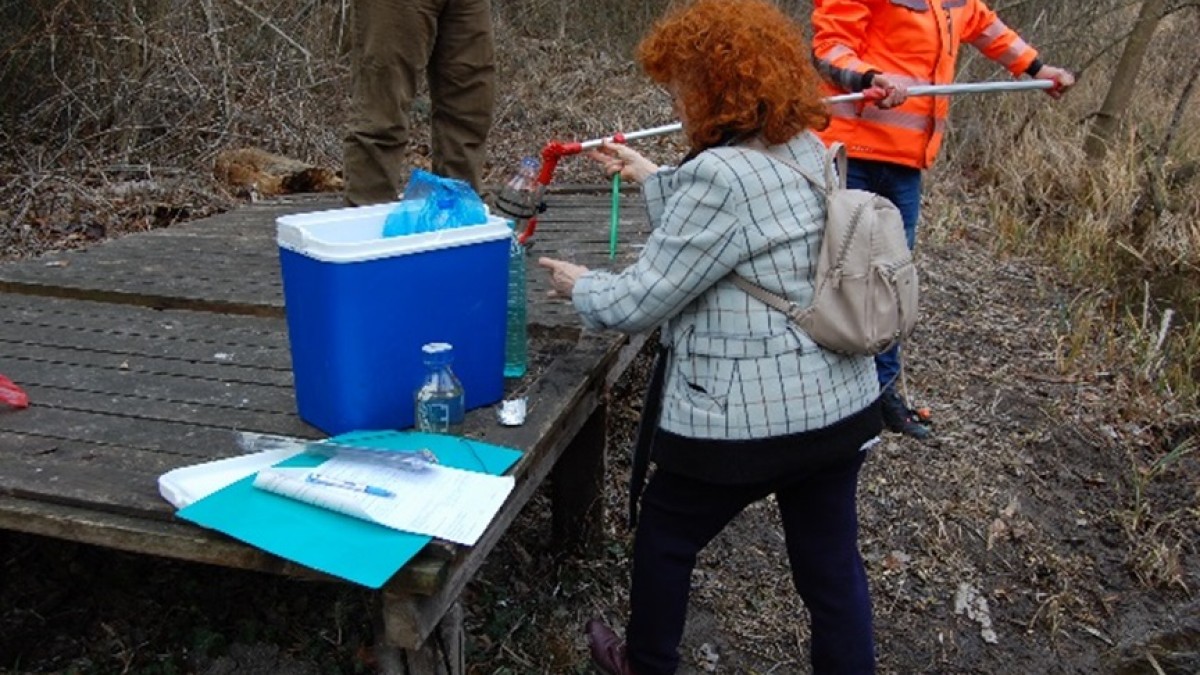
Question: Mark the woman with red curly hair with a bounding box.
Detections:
[538,1,881,673]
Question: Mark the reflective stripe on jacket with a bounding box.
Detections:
[812,0,1038,169]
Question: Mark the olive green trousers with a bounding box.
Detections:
[343,0,495,205]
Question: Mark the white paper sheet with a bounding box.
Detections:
[157,448,302,509]
[252,455,514,545]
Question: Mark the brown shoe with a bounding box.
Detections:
[585,618,639,675]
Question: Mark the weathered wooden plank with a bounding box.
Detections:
[2,338,292,381]
[0,198,321,310]
[0,405,287,457]
[1,292,292,342]
[0,445,184,517]
[0,296,304,436]
[0,191,651,317]
[0,492,337,578]
[0,430,276,476]
[0,410,311,511]
[23,237,279,268]
[0,237,282,305]
[0,492,460,593]
[8,380,301,429]
[0,298,296,407]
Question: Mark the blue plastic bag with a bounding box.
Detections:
[382,170,488,237]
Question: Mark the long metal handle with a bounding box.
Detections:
[826,78,1053,103]
[577,79,1053,149]
[579,123,685,150]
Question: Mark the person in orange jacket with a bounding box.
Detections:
[811,0,1074,441]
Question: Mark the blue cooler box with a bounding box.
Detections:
[277,202,511,435]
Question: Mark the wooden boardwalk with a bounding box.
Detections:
[0,188,652,673]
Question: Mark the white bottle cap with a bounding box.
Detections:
[421,342,453,355]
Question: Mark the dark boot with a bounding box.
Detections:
[585,618,639,675]
[880,389,933,441]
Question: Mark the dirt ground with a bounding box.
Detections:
[1,194,1197,675]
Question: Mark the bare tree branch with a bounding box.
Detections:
[227,0,313,63]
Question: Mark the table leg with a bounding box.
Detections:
[551,399,607,549]
[376,596,465,675]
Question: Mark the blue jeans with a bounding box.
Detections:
[845,159,922,390]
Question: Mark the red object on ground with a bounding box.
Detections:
[0,374,29,409]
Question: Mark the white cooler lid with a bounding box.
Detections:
[277,201,513,263]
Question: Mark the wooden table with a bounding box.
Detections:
[0,189,651,674]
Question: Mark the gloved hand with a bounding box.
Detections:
[865,73,909,109]
[1032,64,1075,99]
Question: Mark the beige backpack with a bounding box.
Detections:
[732,143,919,356]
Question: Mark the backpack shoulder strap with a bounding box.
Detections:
[729,273,809,323]
[755,145,829,196]
[727,142,843,323]
[826,142,848,191]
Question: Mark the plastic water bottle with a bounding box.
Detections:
[414,342,465,435]
[504,233,528,378]
[495,157,541,225]
[495,157,540,378]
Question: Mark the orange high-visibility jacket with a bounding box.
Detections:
[812,0,1040,169]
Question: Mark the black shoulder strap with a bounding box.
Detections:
[628,344,668,529]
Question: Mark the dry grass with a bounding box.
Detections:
[920,10,1200,579]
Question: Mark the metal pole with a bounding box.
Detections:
[578,123,684,150]
[826,78,1053,104]
[578,80,1054,148]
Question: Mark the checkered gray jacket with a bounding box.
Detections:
[573,131,878,440]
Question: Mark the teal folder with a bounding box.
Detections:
[177,430,521,588]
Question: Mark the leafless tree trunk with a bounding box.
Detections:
[1145,38,1200,217]
[1084,0,1168,160]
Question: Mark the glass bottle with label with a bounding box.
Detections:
[414,342,465,435]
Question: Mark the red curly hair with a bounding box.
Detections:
[637,0,829,151]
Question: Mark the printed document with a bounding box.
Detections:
[253,455,514,545]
